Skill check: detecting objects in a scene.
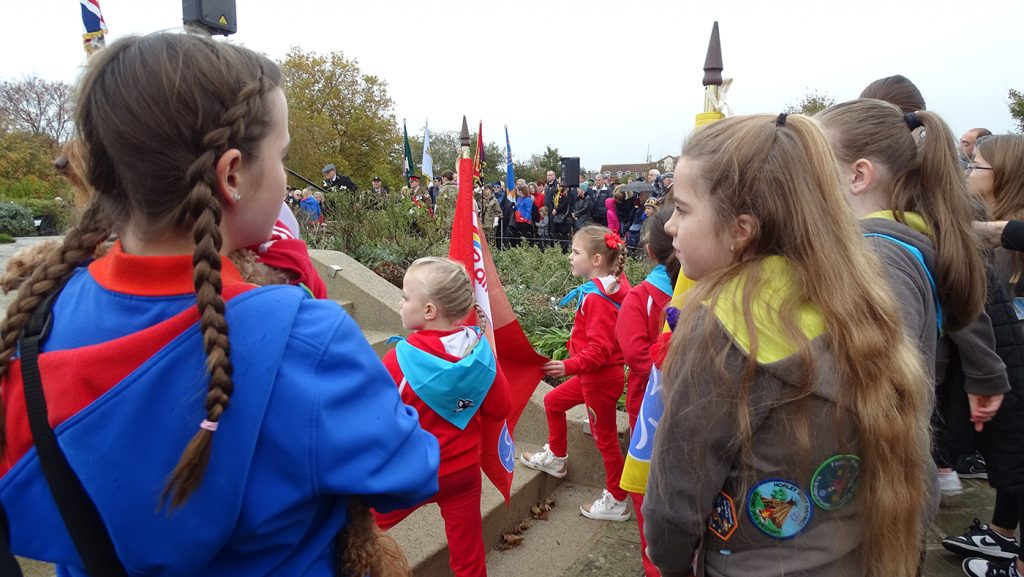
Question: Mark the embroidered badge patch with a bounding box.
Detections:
[810,454,861,511]
[746,479,812,539]
[709,491,738,541]
[499,422,515,473]
[454,398,474,412]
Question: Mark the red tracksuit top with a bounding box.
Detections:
[562,276,631,383]
[382,329,511,477]
[615,279,672,420]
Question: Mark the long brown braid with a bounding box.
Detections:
[0,202,111,451]
[161,76,271,508]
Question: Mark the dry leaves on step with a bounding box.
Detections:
[529,497,557,521]
[495,521,531,551]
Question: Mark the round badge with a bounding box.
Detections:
[810,454,861,511]
[746,479,812,539]
[498,422,515,473]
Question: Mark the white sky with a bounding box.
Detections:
[7,0,1023,169]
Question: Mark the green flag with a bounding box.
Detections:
[403,119,415,180]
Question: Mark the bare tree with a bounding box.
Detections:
[0,76,74,143]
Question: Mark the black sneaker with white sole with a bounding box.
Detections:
[943,518,1020,560]
[957,452,989,480]
[962,557,1023,577]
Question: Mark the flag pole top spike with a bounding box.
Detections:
[460,117,470,147]
[702,21,723,87]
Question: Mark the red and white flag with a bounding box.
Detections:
[449,155,546,502]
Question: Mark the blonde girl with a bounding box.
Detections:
[644,114,931,577]
[521,226,632,521]
[377,257,510,577]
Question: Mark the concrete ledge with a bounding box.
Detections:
[390,443,563,577]
[309,249,406,354]
[515,385,630,490]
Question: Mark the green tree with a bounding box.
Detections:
[784,89,836,116]
[279,48,401,192]
[539,146,561,173]
[1010,88,1024,133]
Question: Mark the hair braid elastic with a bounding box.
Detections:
[0,202,110,451]
[162,80,266,508]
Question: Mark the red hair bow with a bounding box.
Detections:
[604,231,624,249]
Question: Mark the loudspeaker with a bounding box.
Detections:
[559,157,580,186]
[183,0,237,35]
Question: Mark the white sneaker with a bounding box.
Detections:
[520,444,567,478]
[580,490,631,522]
[939,470,963,496]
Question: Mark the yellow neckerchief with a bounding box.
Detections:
[863,210,931,237]
[712,256,825,364]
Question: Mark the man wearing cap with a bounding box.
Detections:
[322,163,358,192]
[370,176,390,195]
[404,175,431,213]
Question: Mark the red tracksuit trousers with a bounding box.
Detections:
[375,465,486,577]
[544,375,627,502]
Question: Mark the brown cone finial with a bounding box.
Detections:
[702,21,723,87]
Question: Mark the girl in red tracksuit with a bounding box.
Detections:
[614,207,678,577]
[521,225,632,521]
[376,257,510,577]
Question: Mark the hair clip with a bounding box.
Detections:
[200,419,219,432]
[776,113,788,127]
[604,231,624,249]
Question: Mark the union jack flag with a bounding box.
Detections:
[81,0,107,55]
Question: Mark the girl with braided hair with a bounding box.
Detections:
[521,225,632,522]
[0,33,438,577]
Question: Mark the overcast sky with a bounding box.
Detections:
[7,0,1023,170]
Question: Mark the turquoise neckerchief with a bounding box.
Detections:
[559,279,621,311]
[644,264,672,297]
[393,328,497,430]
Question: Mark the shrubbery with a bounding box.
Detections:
[0,202,36,236]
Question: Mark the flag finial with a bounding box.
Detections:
[702,21,723,87]
[460,116,471,159]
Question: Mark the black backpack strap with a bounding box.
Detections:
[17,285,129,577]
[0,503,24,577]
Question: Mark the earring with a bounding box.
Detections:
[233,193,241,202]
[730,244,735,253]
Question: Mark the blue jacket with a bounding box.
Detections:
[0,245,439,576]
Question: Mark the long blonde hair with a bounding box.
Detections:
[662,114,929,576]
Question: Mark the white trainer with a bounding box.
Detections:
[520,444,567,478]
[939,470,963,496]
[580,489,631,522]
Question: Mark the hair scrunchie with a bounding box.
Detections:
[904,112,924,131]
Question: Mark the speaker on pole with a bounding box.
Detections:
[559,157,580,186]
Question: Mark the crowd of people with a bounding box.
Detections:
[4,32,1024,577]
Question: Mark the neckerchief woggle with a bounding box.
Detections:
[393,328,497,430]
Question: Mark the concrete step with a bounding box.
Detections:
[335,299,355,317]
[514,385,631,490]
[362,329,399,358]
[486,481,644,577]
[389,440,564,577]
